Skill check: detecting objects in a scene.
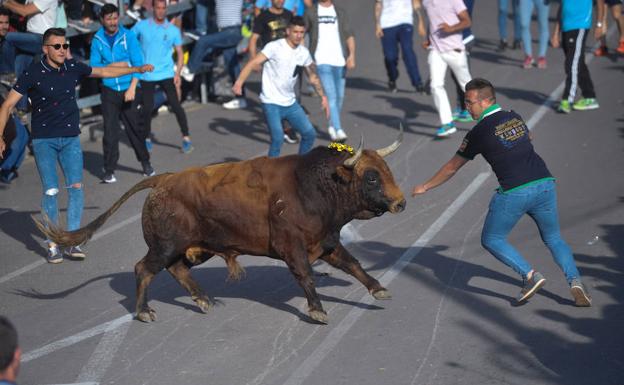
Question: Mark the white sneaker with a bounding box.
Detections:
[180,65,195,82]
[328,126,338,141]
[222,98,247,110]
[335,129,348,141]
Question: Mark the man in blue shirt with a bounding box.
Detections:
[0,27,153,263]
[0,316,20,385]
[412,78,592,307]
[91,3,154,183]
[551,0,599,113]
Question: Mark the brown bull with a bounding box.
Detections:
[35,131,406,324]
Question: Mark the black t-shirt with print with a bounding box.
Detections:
[253,9,293,47]
[456,108,552,191]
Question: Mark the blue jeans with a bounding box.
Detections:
[498,0,521,42]
[0,116,28,172]
[519,0,550,57]
[0,39,16,73]
[32,136,84,232]
[481,180,580,283]
[316,65,346,132]
[195,0,210,34]
[262,102,316,157]
[380,23,422,87]
[187,26,242,87]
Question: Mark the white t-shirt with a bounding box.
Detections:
[27,0,58,34]
[379,0,413,29]
[314,4,345,67]
[260,38,313,106]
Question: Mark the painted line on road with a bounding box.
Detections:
[282,172,491,385]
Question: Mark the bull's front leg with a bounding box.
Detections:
[321,243,391,300]
[284,251,328,324]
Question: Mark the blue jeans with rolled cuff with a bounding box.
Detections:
[262,102,316,157]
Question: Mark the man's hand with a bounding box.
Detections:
[232,81,243,96]
[173,73,181,87]
[124,87,136,102]
[411,184,427,196]
[137,64,154,73]
[375,25,384,38]
[438,23,453,34]
[550,33,560,49]
[594,24,606,40]
[346,54,355,70]
[321,95,329,119]
[421,39,430,49]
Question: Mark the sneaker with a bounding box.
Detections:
[222,98,247,110]
[497,39,508,51]
[335,128,348,142]
[328,126,338,141]
[180,65,195,82]
[181,139,194,154]
[283,128,299,144]
[126,8,144,21]
[65,245,86,259]
[67,19,92,33]
[512,40,521,50]
[145,138,153,153]
[435,123,457,137]
[102,172,117,184]
[593,45,608,57]
[415,83,426,94]
[47,245,63,264]
[388,80,397,93]
[570,279,592,307]
[537,56,547,69]
[522,55,534,69]
[572,98,599,111]
[558,100,571,114]
[453,109,473,123]
[617,40,624,54]
[184,31,202,41]
[142,162,155,177]
[517,271,546,303]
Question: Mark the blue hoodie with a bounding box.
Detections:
[90,25,144,91]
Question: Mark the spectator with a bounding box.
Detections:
[232,16,328,157]
[0,27,153,263]
[0,8,15,75]
[450,0,475,123]
[421,0,472,137]
[91,3,154,184]
[0,316,20,385]
[304,0,354,142]
[133,0,193,154]
[374,0,426,93]
[180,0,247,110]
[0,91,28,184]
[255,0,309,16]
[412,78,592,307]
[593,0,624,56]
[497,0,521,51]
[551,0,599,113]
[518,0,550,69]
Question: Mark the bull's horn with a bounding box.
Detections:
[376,122,404,158]
[343,135,364,168]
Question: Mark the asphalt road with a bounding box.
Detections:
[1,2,623,385]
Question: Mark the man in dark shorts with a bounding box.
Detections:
[593,0,624,56]
[412,78,592,307]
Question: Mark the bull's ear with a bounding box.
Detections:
[334,166,353,183]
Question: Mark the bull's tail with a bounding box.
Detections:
[33,173,172,248]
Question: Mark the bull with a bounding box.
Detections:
[35,130,406,324]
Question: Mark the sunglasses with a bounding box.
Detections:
[46,43,70,50]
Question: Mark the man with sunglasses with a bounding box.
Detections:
[412,78,592,308]
[0,27,153,264]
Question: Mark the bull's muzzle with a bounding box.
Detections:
[389,198,406,213]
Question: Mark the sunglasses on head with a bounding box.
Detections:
[46,43,70,50]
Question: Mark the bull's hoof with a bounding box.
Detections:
[136,309,156,323]
[309,310,328,324]
[195,298,211,313]
[372,289,392,300]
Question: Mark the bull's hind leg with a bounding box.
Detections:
[167,256,212,313]
[321,243,391,300]
[134,254,164,322]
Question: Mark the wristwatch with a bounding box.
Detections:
[596,22,603,28]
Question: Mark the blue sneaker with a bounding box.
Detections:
[145,138,153,153]
[436,123,457,137]
[454,109,473,122]
[47,245,63,264]
[181,139,194,154]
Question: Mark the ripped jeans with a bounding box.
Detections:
[32,136,84,232]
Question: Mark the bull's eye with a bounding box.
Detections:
[367,176,377,185]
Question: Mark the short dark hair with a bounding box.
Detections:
[42,27,66,44]
[0,7,11,18]
[289,16,305,28]
[465,77,496,103]
[0,316,18,372]
[100,3,119,18]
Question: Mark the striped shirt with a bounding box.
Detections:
[216,0,242,29]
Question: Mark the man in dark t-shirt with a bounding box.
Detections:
[411,78,592,307]
[0,27,153,264]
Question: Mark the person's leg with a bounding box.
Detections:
[428,50,452,125]
[32,138,61,226]
[561,29,580,103]
[575,29,596,99]
[612,4,624,44]
[380,26,399,84]
[397,24,422,87]
[58,136,84,232]
[481,191,533,279]
[120,88,150,164]
[449,50,472,113]
[526,180,580,283]
[159,79,190,137]
[100,87,123,175]
[317,65,339,130]
[284,102,316,155]
[334,66,346,130]
[195,0,209,34]
[188,28,242,73]
[0,115,28,173]
[498,0,509,42]
[518,0,534,57]
[140,80,157,138]
[222,45,244,97]
[512,0,522,43]
[534,0,550,58]
[262,103,285,157]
